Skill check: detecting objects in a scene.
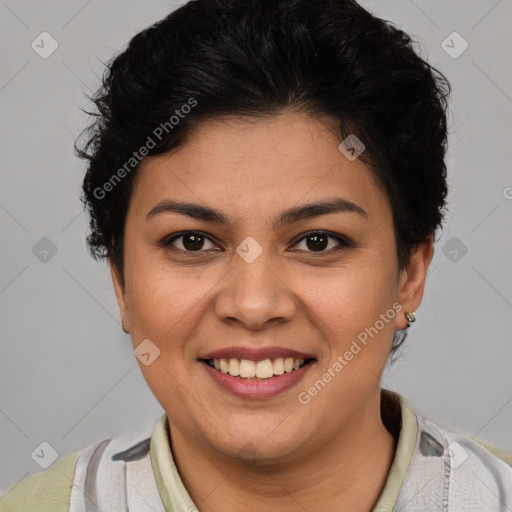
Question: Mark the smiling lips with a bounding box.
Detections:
[199,346,316,398]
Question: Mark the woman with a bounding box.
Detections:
[1,0,510,510]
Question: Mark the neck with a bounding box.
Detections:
[169,390,396,512]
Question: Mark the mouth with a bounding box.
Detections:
[202,357,315,380]
[198,346,317,398]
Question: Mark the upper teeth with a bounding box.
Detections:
[211,358,305,379]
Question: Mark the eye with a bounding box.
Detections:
[162,231,219,253]
[291,231,353,254]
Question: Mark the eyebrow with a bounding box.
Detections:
[146,197,368,229]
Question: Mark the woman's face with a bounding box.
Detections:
[112,112,430,462]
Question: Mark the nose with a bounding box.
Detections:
[213,252,297,331]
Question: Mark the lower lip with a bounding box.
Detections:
[201,361,314,399]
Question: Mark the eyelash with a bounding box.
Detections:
[161,230,353,256]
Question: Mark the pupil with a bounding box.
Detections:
[183,234,204,251]
[307,234,328,251]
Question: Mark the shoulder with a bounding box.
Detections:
[420,413,512,473]
[401,409,512,510]
[1,419,165,512]
[0,450,82,512]
[0,421,157,512]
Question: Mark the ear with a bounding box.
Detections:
[109,259,131,333]
[396,233,434,330]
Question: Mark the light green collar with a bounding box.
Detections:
[373,391,418,511]
[150,414,198,512]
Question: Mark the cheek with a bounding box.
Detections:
[123,248,209,342]
[123,257,209,410]
[295,265,398,413]
[302,261,398,341]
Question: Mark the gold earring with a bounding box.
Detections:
[405,312,416,324]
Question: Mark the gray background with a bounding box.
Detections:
[1,0,511,493]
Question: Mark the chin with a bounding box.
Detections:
[209,418,310,464]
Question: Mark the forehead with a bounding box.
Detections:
[129,112,390,225]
